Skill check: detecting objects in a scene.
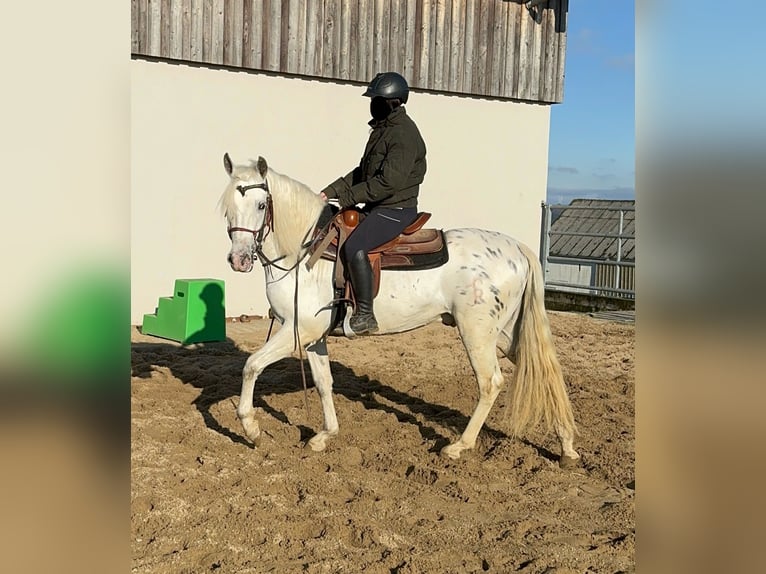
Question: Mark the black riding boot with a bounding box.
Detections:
[348,250,379,335]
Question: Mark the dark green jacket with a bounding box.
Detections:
[321,106,427,209]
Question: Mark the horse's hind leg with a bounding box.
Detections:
[442,329,505,460]
[304,339,339,452]
[237,327,294,445]
[557,423,580,467]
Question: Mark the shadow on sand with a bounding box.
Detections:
[131,333,515,454]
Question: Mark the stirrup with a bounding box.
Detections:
[323,295,351,337]
[328,323,346,337]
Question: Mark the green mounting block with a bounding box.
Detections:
[142,279,226,344]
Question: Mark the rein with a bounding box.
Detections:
[228,177,319,415]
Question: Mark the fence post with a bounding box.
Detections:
[539,201,551,284]
[615,209,624,291]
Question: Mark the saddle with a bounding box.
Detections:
[306,208,449,300]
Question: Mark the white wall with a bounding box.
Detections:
[131,60,551,323]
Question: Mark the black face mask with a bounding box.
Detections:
[370,97,392,122]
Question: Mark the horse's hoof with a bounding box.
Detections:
[248,434,262,449]
[243,427,261,448]
[440,444,462,460]
[559,455,582,469]
[241,418,261,443]
[306,438,327,452]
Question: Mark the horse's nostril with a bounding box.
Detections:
[227,253,234,264]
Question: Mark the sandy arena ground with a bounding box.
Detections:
[131,310,634,573]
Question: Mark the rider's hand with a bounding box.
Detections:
[320,192,329,202]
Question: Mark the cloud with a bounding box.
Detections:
[571,28,597,54]
[592,171,619,183]
[570,26,634,70]
[546,186,635,205]
[549,165,580,174]
[606,53,635,70]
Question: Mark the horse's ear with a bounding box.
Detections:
[223,153,233,175]
[257,156,268,178]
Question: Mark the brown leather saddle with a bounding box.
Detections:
[306,208,449,300]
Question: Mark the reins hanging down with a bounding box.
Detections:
[239,178,315,416]
[262,265,311,418]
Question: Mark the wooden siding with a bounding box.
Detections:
[131,0,569,103]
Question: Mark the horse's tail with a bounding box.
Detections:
[504,243,576,439]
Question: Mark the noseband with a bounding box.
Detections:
[226,180,276,266]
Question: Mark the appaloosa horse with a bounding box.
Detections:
[220,153,578,465]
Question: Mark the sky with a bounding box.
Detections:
[546,1,635,205]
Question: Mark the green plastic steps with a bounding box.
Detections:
[142,279,226,344]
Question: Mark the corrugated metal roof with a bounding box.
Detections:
[549,199,635,262]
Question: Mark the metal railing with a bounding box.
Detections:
[540,202,635,299]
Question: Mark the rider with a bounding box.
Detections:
[320,72,427,335]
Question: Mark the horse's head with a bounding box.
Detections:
[220,152,271,273]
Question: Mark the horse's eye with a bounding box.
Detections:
[258,202,267,211]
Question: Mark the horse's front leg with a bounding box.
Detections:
[237,327,294,445]
[304,339,339,452]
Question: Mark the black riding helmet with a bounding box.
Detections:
[363,72,409,104]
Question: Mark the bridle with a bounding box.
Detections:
[227,181,271,239]
[226,180,280,269]
[226,178,312,273]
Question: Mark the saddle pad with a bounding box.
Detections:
[379,230,450,271]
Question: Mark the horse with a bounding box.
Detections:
[219,153,579,466]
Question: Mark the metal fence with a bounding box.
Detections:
[540,202,635,299]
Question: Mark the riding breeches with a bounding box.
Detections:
[342,206,418,260]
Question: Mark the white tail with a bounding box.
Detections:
[505,244,576,439]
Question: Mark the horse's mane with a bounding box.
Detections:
[219,161,326,259]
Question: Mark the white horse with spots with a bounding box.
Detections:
[220,154,579,466]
